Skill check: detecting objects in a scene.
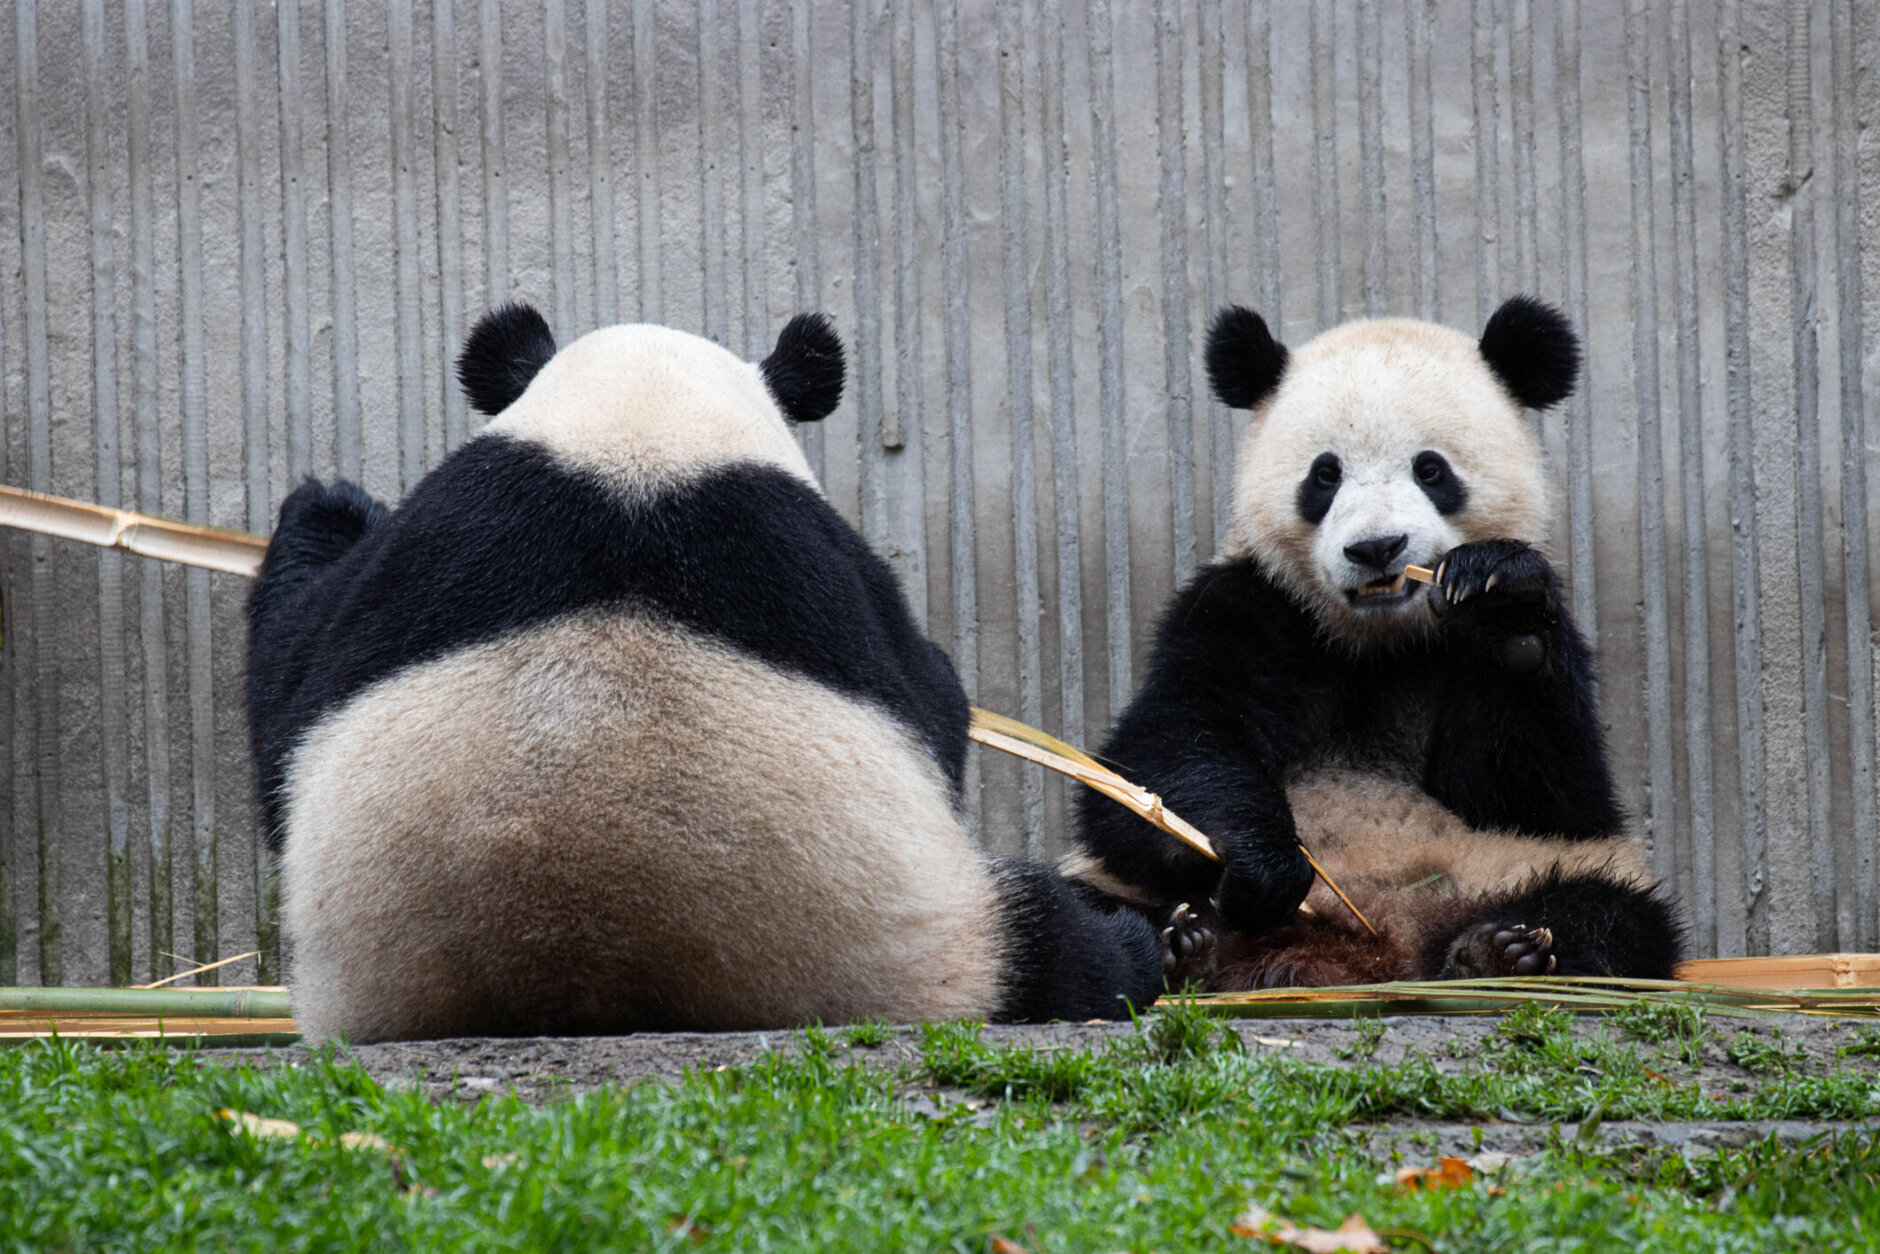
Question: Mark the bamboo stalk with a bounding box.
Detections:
[969,709,1378,936]
[1182,974,1880,1020]
[0,986,291,1018]
[0,484,266,577]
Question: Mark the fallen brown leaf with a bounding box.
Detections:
[1394,1156,1474,1192]
[1230,1205,1388,1253]
[989,1237,1031,1254]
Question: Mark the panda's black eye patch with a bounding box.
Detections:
[1413,450,1468,515]
[1297,452,1342,525]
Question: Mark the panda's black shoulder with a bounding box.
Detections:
[1137,558,1321,694]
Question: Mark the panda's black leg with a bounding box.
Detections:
[1428,869,1685,981]
[988,859,1168,1022]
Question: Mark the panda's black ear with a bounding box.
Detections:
[1478,296,1579,410]
[762,312,845,423]
[1205,305,1289,409]
[457,303,557,416]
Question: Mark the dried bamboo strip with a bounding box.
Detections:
[0,486,267,577]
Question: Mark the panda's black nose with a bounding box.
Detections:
[1344,534,1408,572]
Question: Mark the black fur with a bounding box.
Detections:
[1296,453,1342,525]
[456,303,558,416]
[991,859,1167,1021]
[1205,306,1289,410]
[1412,450,1468,515]
[760,313,846,423]
[1477,296,1579,411]
[247,441,971,849]
[1420,868,1686,980]
[1074,549,1660,965]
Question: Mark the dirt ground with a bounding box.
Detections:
[207,1014,1878,1160]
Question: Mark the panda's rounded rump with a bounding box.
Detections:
[280,613,1004,1043]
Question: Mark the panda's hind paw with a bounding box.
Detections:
[1443,920,1558,979]
[1160,902,1220,990]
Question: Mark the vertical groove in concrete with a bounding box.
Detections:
[388,0,426,490]
[631,0,660,322]
[479,0,508,308]
[1557,0,1596,646]
[697,0,726,343]
[1509,0,1535,293]
[125,0,172,983]
[171,0,217,983]
[1830,0,1876,951]
[1668,0,1718,953]
[786,0,822,480]
[278,0,312,483]
[545,0,577,337]
[1310,0,1340,328]
[888,0,926,626]
[433,0,467,449]
[1406,0,1437,321]
[1626,0,1677,892]
[936,0,980,825]
[998,0,1044,857]
[1784,0,1836,950]
[1719,0,1766,955]
[1039,0,1084,748]
[847,0,887,548]
[15,0,59,986]
[1154,0,1195,582]
[82,0,133,986]
[238,0,279,982]
[586,0,619,330]
[1357,0,1385,317]
[1199,0,1230,552]
[325,0,362,480]
[0,202,12,987]
[734,0,763,357]
[1246,1,1279,325]
[1088,0,1131,723]
[1471,0,1499,325]
[233,0,272,532]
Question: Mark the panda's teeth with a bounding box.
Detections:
[1355,571,1408,598]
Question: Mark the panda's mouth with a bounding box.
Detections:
[1346,571,1414,606]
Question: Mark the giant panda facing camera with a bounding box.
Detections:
[248,306,1170,1043]
[1069,297,1685,988]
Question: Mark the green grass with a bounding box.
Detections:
[3,1005,1879,1252]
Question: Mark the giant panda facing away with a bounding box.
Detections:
[1070,297,1685,988]
[248,306,1170,1043]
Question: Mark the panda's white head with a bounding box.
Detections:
[457,304,844,491]
[1210,296,1577,648]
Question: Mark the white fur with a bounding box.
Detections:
[282,614,1006,1043]
[486,323,820,492]
[1221,317,1548,646]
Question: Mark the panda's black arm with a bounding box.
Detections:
[1074,562,1319,933]
[1423,604,1623,840]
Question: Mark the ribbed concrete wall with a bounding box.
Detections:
[1,0,1875,986]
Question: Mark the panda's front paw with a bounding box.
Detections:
[1431,540,1559,671]
[1440,920,1558,978]
[1216,842,1315,937]
[1160,902,1220,989]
